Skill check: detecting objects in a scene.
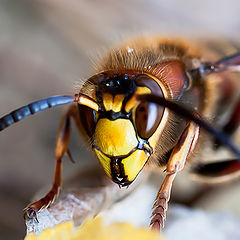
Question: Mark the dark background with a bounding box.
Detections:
[0,0,240,239]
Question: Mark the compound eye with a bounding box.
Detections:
[78,104,96,138]
[135,101,164,139]
[134,74,164,139]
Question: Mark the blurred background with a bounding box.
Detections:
[0,0,240,239]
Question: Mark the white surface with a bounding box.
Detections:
[166,206,240,240]
[100,183,240,240]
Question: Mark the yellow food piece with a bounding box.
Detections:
[25,217,165,240]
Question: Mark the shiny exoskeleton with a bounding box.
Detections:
[1,37,240,230]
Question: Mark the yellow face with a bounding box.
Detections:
[79,72,165,186]
[94,117,149,185]
[93,89,153,185]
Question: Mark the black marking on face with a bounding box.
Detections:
[110,157,130,187]
[107,140,153,187]
[97,110,132,121]
[95,73,137,112]
[97,74,137,95]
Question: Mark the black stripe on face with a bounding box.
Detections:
[95,73,137,111]
[98,110,132,120]
[110,157,131,187]
[108,140,153,187]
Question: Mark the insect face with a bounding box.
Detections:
[2,37,240,231]
[79,72,165,186]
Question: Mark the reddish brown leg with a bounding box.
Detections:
[150,121,200,231]
[24,105,80,219]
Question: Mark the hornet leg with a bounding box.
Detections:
[150,121,200,230]
[24,105,80,219]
